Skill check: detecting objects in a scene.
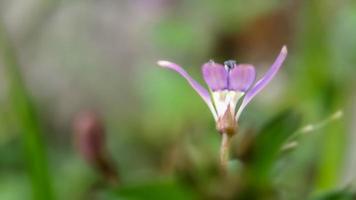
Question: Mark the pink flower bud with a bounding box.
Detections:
[73,111,119,185]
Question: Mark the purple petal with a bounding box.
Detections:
[237,46,288,118]
[228,64,256,92]
[202,61,228,91]
[157,60,212,105]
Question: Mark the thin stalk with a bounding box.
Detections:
[220,133,231,172]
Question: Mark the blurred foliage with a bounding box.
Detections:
[0,21,53,199]
[0,0,355,199]
[247,110,302,187]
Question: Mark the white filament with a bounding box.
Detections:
[211,90,244,120]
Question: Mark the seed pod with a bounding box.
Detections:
[216,105,237,136]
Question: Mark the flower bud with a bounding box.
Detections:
[73,111,119,185]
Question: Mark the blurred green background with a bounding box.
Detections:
[0,0,355,199]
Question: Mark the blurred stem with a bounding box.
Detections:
[0,23,54,200]
[220,133,231,172]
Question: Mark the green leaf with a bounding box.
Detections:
[310,189,355,200]
[249,109,302,186]
[107,179,196,200]
[0,21,54,200]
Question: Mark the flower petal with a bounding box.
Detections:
[228,64,256,92]
[202,61,228,91]
[236,46,287,119]
[157,60,217,120]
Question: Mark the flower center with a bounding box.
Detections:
[212,90,244,119]
[224,60,237,71]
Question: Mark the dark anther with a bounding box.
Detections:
[224,60,237,70]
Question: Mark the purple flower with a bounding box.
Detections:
[157,46,287,136]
